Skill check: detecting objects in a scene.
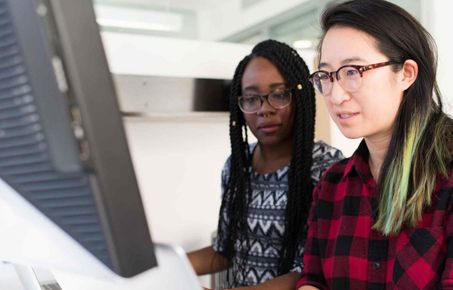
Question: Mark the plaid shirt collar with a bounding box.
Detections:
[343,139,374,183]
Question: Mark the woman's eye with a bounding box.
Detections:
[272,93,285,99]
[244,96,259,103]
[346,69,359,76]
[318,74,330,81]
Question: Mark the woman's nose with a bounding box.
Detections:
[256,96,276,116]
[328,80,351,105]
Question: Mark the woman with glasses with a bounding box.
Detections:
[297,1,453,289]
[188,39,342,290]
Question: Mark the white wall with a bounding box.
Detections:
[123,116,230,250]
[101,32,252,79]
[423,0,453,116]
[197,0,312,41]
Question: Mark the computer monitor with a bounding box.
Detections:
[0,0,157,278]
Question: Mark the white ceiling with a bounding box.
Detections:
[93,0,421,43]
[94,0,223,10]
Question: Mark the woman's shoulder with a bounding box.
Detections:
[221,154,232,174]
[312,140,345,168]
[310,140,346,184]
[312,140,344,159]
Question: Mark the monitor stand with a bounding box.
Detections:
[10,244,202,290]
[12,264,43,290]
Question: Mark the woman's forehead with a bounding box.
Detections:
[241,57,285,88]
[320,26,384,68]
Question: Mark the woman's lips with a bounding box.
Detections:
[258,124,281,133]
[337,112,359,120]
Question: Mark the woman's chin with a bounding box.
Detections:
[337,127,364,140]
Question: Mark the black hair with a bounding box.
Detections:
[216,39,316,284]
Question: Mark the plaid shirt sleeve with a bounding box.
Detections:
[441,187,453,288]
[296,182,327,290]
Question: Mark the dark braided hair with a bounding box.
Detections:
[217,39,316,284]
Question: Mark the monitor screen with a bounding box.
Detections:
[0,0,157,277]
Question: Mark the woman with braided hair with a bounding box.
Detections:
[188,39,343,290]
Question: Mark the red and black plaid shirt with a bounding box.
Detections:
[297,141,453,290]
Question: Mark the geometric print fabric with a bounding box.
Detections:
[214,141,343,287]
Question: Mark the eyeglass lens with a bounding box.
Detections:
[312,66,362,95]
[309,61,398,96]
[239,88,291,113]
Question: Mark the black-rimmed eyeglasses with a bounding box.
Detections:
[238,86,292,114]
[308,61,401,96]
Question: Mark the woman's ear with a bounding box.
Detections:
[399,59,418,91]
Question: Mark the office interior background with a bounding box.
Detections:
[1,0,452,288]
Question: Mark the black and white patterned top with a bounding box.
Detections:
[213,141,344,287]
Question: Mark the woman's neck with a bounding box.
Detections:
[253,139,292,174]
[365,134,391,181]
